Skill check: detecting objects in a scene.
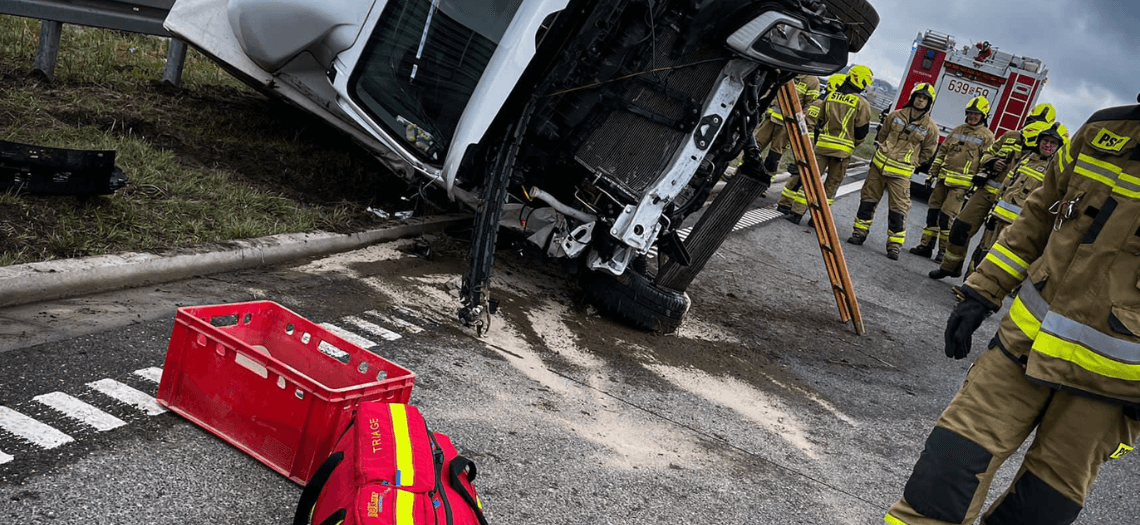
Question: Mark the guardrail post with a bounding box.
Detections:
[32,20,63,83]
[162,38,188,87]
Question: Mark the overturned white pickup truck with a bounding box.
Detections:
[164,0,878,332]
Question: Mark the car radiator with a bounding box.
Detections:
[574,28,727,198]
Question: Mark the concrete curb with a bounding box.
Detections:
[0,213,473,309]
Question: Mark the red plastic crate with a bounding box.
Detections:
[156,301,415,485]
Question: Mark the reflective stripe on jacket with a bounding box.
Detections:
[931,123,995,188]
[766,74,821,122]
[979,129,1026,192]
[872,107,939,177]
[813,91,871,158]
[965,105,1140,404]
[989,151,1053,224]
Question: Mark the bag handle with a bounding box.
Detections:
[293,451,344,525]
[449,456,489,525]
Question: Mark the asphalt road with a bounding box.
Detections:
[1,172,1138,524]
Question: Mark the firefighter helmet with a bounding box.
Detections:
[1037,122,1070,150]
[827,73,846,92]
[909,82,936,105]
[1026,103,1057,125]
[965,96,991,117]
[846,65,873,91]
[1023,120,1068,149]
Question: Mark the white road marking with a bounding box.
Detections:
[835,178,864,197]
[364,310,423,334]
[87,379,167,416]
[320,322,383,348]
[0,406,74,449]
[133,367,163,383]
[33,392,126,432]
[0,450,11,464]
[341,317,401,342]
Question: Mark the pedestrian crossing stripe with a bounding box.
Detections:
[321,321,383,348]
[133,367,163,383]
[33,392,126,432]
[341,316,401,342]
[0,450,11,465]
[0,406,74,449]
[364,310,424,334]
[87,378,167,416]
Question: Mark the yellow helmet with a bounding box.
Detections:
[1023,120,1068,148]
[846,65,873,91]
[827,73,846,92]
[909,82,936,105]
[965,96,990,117]
[1026,103,1057,125]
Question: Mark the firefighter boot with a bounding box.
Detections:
[909,242,934,258]
[928,266,961,279]
[886,245,900,260]
[846,232,866,245]
[785,212,803,225]
[934,248,946,263]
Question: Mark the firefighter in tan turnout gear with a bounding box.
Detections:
[754,74,821,177]
[778,72,846,218]
[909,96,994,260]
[848,82,939,259]
[885,97,1140,525]
[930,103,1058,279]
[776,71,865,225]
[964,121,1069,277]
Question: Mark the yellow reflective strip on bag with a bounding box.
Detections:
[1034,332,1140,381]
[1009,296,1042,339]
[395,490,415,525]
[389,404,415,487]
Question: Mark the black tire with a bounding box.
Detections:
[580,269,691,333]
[823,0,879,53]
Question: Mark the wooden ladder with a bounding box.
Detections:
[775,80,865,335]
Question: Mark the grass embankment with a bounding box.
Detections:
[0,16,411,267]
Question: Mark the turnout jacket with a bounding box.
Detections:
[977,129,1027,195]
[990,149,1054,224]
[930,122,995,188]
[965,104,1140,404]
[872,106,939,178]
[766,75,821,124]
[812,88,871,159]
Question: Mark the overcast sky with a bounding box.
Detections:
[846,0,1138,129]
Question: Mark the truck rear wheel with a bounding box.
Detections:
[580,268,690,334]
[823,0,879,53]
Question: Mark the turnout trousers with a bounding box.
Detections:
[918,182,967,250]
[885,348,1140,525]
[940,190,999,274]
[780,153,849,215]
[853,163,911,250]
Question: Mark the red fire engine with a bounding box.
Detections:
[894,30,1048,183]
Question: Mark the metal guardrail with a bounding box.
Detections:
[0,0,187,85]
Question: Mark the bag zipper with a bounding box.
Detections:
[427,428,453,525]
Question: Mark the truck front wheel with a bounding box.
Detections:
[579,268,690,334]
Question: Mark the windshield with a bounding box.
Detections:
[349,0,524,164]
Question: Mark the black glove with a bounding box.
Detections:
[971,174,989,188]
[944,285,1000,359]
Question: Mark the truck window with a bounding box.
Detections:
[348,0,524,164]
